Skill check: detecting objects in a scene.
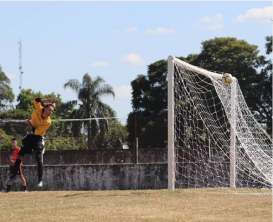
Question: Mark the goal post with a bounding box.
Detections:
[168,56,175,191]
[168,56,272,190]
[230,80,237,188]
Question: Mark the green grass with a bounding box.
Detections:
[0,188,271,222]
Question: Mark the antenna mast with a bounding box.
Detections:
[18,40,23,91]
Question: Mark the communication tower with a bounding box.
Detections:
[18,40,23,90]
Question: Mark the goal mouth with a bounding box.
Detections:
[168,56,272,191]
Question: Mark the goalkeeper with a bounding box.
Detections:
[8,97,56,187]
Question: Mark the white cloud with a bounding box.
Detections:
[200,14,223,23]
[120,53,145,65]
[90,62,109,67]
[199,14,223,30]
[236,6,273,23]
[6,73,15,80]
[145,27,175,34]
[126,27,138,32]
[114,85,132,99]
[202,23,223,30]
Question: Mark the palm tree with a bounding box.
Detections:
[64,73,116,149]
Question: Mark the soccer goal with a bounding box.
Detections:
[168,56,272,191]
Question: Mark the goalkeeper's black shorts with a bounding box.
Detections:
[19,134,44,156]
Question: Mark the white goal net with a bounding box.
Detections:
[168,56,272,190]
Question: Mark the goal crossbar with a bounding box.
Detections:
[171,56,231,80]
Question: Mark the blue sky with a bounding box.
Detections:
[0,1,272,120]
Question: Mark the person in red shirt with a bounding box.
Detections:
[2,138,27,193]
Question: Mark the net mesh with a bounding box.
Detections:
[171,57,272,189]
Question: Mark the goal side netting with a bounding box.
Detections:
[168,56,272,190]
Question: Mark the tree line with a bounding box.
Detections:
[0,36,271,151]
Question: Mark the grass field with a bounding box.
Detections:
[0,188,271,222]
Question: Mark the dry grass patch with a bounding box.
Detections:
[0,188,271,222]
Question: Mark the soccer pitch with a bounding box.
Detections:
[0,188,271,222]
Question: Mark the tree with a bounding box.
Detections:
[131,60,168,115]
[248,36,272,135]
[0,65,15,111]
[95,120,129,149]
[16,89,43,113]
[0,128,15,151]
[64,73,116,149]
[127,60,168,148]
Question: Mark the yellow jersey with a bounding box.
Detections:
[29,98,51,136]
